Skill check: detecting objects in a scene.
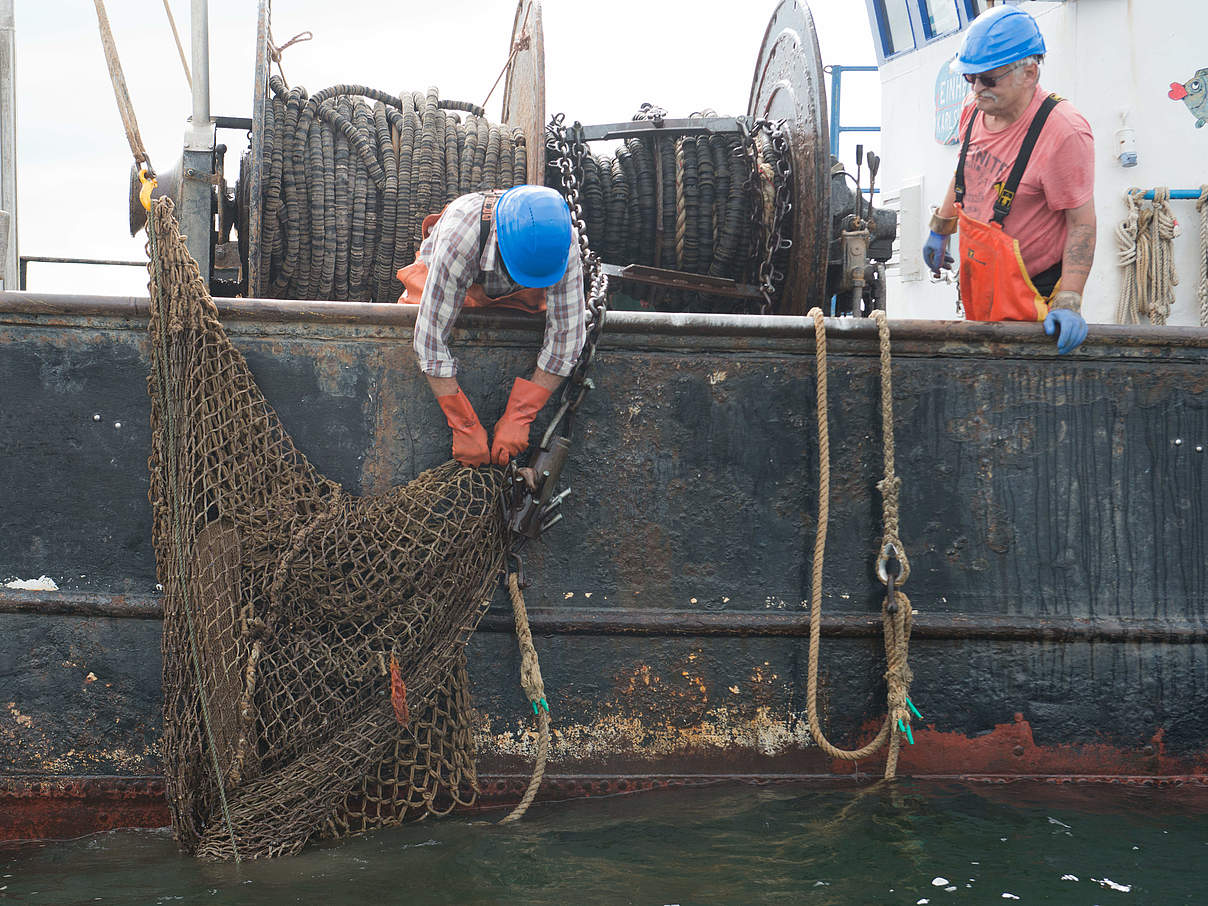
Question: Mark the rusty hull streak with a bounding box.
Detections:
[6,711,1208,843]
[1,777,168,841]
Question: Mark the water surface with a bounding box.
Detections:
[3,780,1206,904]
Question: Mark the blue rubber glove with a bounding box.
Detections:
[1044,308,1088,355]
[922,230,954,275]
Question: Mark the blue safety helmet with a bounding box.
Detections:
[952,6,1046,75]
[494,185,573,288]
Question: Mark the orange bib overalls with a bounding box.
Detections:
[955,94,1062,322]
[396,190,547,314]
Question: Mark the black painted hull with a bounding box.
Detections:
[2,292,1207,839]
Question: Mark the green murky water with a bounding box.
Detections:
[3,781,1206,904]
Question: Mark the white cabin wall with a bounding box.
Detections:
[878,0,1208,325]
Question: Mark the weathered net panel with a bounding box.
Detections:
[146,199,506,860]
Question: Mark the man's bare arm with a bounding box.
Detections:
[935,175,958,219]
[1059,198,1096,297]
[424,374,460,398]
[426,368,561,400]
[527,367,563,394]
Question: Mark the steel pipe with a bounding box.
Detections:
[188,0,210,148]
[4,589,1207,644]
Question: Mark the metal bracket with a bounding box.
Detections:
[575,116,746,142]
[599,263,764,300]
[503,436,573,542]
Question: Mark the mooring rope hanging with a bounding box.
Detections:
[1146,188,1179,326]
[261,76,527,302]
[498,573,550,824]
[803,308,915,780]
[1197,185,1208,328]
[1116,188,1180,326]
[1115,190,1143,325]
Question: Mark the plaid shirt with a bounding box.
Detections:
[412,192,586,378]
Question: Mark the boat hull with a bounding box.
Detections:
[3,293,1207,840]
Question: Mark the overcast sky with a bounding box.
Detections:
[11,0,877,295]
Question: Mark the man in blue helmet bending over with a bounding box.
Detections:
[397,186,585,467]
[924,6,1095,354]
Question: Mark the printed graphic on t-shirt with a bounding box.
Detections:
[956,86,1095,276]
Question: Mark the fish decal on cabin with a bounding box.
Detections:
[1168,67,1208,127]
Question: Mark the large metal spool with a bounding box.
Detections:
[237,0,830,312]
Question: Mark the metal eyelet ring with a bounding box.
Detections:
[875,540,909,586]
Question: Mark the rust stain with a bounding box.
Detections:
[360,342,418,495]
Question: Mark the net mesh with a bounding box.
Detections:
[146,198,506,860]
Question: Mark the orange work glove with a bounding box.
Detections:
[436,388,490,467]
[491,377,552,465]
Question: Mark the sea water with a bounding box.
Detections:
[2,780,1206,904]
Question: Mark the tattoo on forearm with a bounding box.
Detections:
[1063,224,1096,284]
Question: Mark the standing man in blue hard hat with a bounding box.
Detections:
[924,5,1094,354]
[397,186,585,467]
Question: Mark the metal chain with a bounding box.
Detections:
[741,117,793,314]
[500,116,612,549]
[543,114,610,440]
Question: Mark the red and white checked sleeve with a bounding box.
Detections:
[412,196,481,378]
[535,234,586,377]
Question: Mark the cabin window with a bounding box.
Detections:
[873,0,916,56]
[921,0,961,38]
[962,0,987,18]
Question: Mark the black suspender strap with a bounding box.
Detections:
[954,110,977,206]
[992,93,1061,224]
[954,92,1063,223]
[479,190,506,259]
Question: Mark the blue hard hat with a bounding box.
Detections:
[952,6,1046,75]
[494,185,573,289]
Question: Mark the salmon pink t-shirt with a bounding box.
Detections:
[957,85,1094,276]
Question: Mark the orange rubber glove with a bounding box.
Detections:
[491,377,552,465]
[436,388,490,467]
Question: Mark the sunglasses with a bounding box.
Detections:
[964,60,1025,88]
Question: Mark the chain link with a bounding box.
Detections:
[545,114,610,433]
[740,117,794,314]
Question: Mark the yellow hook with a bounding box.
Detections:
[138,167,157,212]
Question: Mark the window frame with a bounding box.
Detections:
[919,0,962,41]
[869,0,918,60]
[865,0,981,64]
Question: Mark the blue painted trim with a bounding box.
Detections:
[827,65,881,158]
[1139,190,1206,200]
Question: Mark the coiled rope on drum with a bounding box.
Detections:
[260,75,528,302]
[546,105,776,312]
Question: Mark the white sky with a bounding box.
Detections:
[11,0,877,295]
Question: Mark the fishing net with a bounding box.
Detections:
[146,198,507,860]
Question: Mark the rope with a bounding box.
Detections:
[482,3,532,110]
[1115,190,1142,324]
[674,138,686,269]
[803,308,914,780]
[267,27,313,89]
[160,0,191,89]
[91,0,153,175]
[1198,186,1208,328]
[498,572,550,824]
[1147,188,1179,325]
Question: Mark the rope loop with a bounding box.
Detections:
[802,307,914,779]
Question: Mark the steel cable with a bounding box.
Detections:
[262,77,526,302]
